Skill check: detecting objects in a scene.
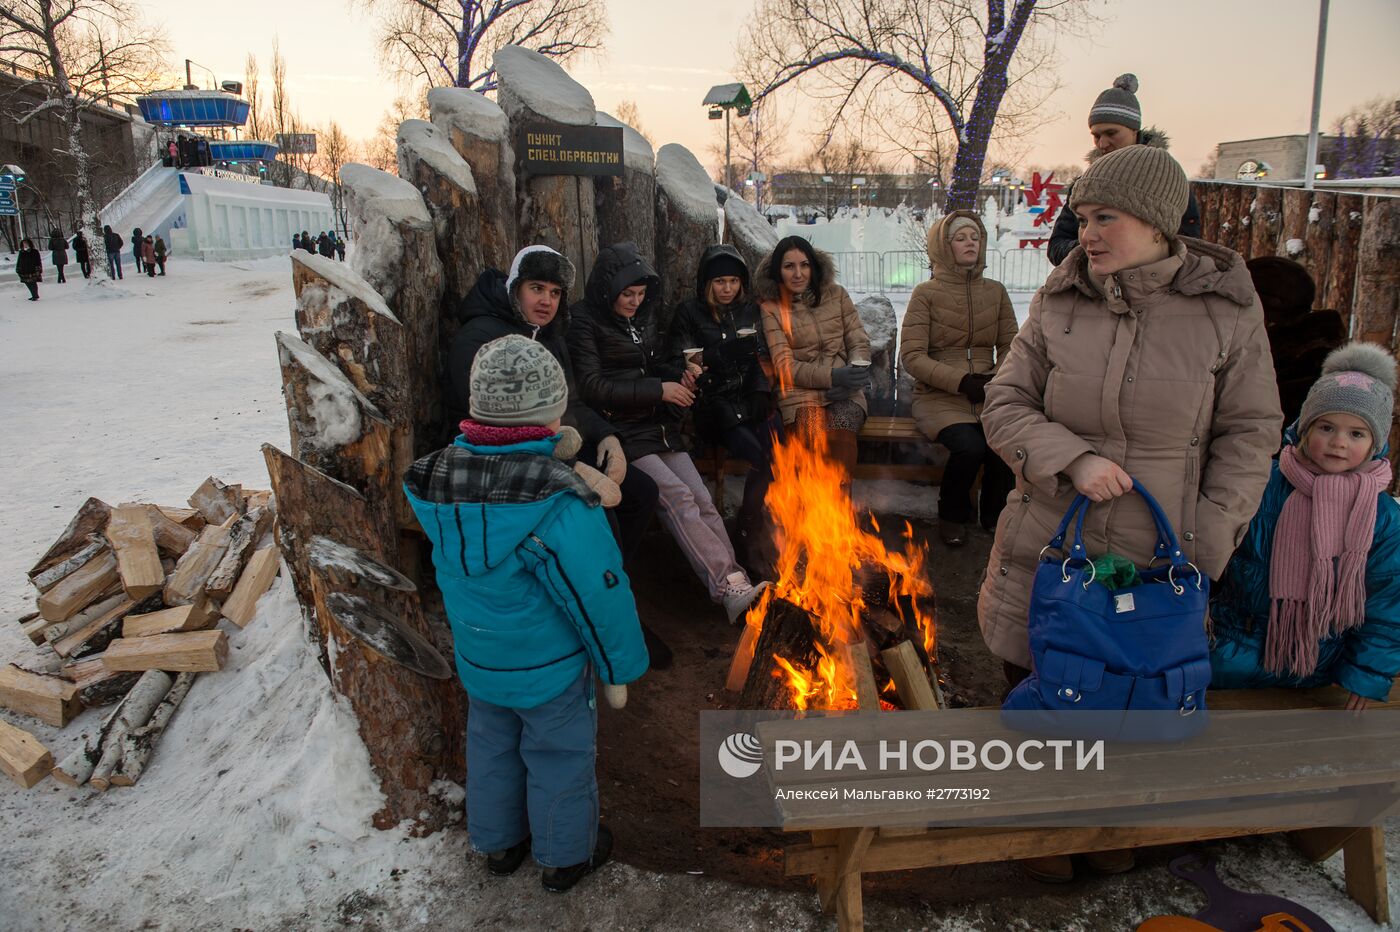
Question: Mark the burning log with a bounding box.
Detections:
[737,596,827,711]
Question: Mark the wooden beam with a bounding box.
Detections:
[188,476,243,525]
[27,497,111,581]
[880,641,940,711]
[1290,826,1360,862]
[0,664,83,727]
[163,523,232,606]
[106,504,165,599]
[50,595,136,658]
[122,600,218,638]
[845,643,880,714]
[1344,825,1390,924]
[37,549,119,622]
[102,630,229,673]
[221,547,281,628]
[0,719,53,789]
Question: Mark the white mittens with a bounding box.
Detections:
[552,425,582,461]
[572,462,622,508]
[596,435,627,485]
[602,683,628,709]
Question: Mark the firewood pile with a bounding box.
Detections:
[0,478,282,791]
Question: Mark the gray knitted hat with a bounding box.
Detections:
[946,216,980,239]
[1299,343,1398,456]
[1089,73,1142,131]
[1069,144,1189,239]
[468,334,568,426]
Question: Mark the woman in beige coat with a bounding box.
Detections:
[757,235,872,479]
[900,210,1019,546]
[979,146,1281,880]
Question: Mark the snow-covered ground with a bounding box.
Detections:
[0,259,1394,930]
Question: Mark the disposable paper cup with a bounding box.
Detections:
[737,328,757,337]
[684,348,704,365]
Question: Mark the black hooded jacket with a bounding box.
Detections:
[667,244,772,442]
[568,242,688,459]
[444,267,615,445]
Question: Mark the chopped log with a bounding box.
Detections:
[738,596,825,711]
[31,537,106,593]
[342,163,445,455]
[242,488,273,510]
[1325,193,1365,331]
[86,670,174,791]
[1353,197,1400,347]
[42,591,126,651]
[102,629,229,673]
[110,672,196,787]
[142,504,197,557]
[205,506,273,599]
[53,671,162,786]
[724,193,780,280]
[158,505,205,530]
[0,664,83,727]
[397,118,484,329]
[264,442,466,830]
[62,652,139,691]
[0,719,53,789]
[880,641,940,711]
[1302,192,1337,306]
[105,504,165,599]
[37,549,119,622]
[27,497,111,580]
[19,610,48,645]
[428,86,517,274]
[221,547,281,628]
[188,476,243,525]
[50,595,138,658]
[163,523,232,606]
[122,600,218,638]
[654,144,721,326]
[1250,186,1282,258]
[496,45,600,279]
[594,111,656,265]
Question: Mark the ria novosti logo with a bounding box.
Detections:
[717,732,763,779]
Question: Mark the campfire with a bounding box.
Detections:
[727,429,941,712]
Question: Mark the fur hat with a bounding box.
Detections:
[1089,73,1142,131]
[1299,343,1398,456]
[505,245,576,314]
[1069,144,1189,240]
[468,334,568,427]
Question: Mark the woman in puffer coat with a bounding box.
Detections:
[668,244,776,576]
[900,210,1018,546]
[756,235,871,481]
[569,241,767,623]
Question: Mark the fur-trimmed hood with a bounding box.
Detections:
[753,246,838,304]
[1045,237,1259,308]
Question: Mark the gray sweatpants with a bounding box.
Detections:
[631,451,742,602]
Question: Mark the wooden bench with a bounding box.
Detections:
[766,674,1400,932]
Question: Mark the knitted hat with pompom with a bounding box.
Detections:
[1299,342,1398,456]
[1089,73,1142,131]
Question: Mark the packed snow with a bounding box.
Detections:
[397,119,479,197]
[493,44,596,126]
[595,112,655,174]
[723,195,779,254]
[290,252,398,323]
[341,164,433,228]
[427,86,510,143]
[275,331,378,451]
[656,144,721,234]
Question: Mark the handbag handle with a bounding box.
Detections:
[1044,478,1187,568]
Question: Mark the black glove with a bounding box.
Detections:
[831,365,872,390]
[958,373,993,405]
[706,332,760,367]
[825,385,857,401]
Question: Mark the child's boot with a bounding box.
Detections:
[486,836,531,876]
[541,825,613,893]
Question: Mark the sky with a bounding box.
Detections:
[142,0,1400,178]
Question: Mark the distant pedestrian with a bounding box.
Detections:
[16,238,42,301]
[143,236,156,277]
[72,231,91,278]
[334,233,346,262]
[167,139,178,167]
[103,224,124,279]
[317,231,333,258]
[48,229,68,284]
[300,231,315,254]
[131,227,144,273]
[154,236,167,276]
[291,233,301,252]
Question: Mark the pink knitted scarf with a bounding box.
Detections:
[1266,444,1392,676]
[459,419,555,446]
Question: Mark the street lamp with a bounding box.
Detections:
[1,164,27,244]
[702,83,753,192]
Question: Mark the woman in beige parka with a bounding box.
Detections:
[900,210,1019,546]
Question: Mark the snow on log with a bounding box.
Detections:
[723,193,779,278]
[263,443,466,831]
[27,497,111,581]
[54,668,170,788]
[86,669,174,790]
[0,663,83,727]
[205,506,274,600]
[110,672,196,787]
[0,718,52,789]
[655,143,722,320]
[341,163,445,454]
[398,118,484,330]
[163,522,233,607]
[101,629,229,674]
[188,476,243,526]
[496,45,599,282]
[321,591,451,680]
[105,504,165,600]
[594,112,656,265]
[428,86,517,275]
[37,548,119,623]
[309,536,417,592]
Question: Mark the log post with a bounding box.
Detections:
[1218,185,1243,255]
[397,118,484,327]
[1325,194,1365,332]
[341,163,445,456]
[1195,182,1220,242]
[724,194,779,276]
[655,143,722,328]
[495,44,599,278]
[1249,186,1282,258]
[1303,192,1337,307]
[428,86,517,275]
[1351,197,1400,489]
[594,112,656,264]
[1277,188,1310,262]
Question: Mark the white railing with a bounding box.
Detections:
[829,248,1053,294]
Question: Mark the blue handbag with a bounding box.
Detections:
[1001,479,1211,742]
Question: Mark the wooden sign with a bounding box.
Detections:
[520,124,624,177]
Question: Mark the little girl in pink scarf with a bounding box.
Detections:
[1210,343,1400,711]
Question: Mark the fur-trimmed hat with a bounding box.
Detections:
[1299,342,1398,456]
[468,334,568,427]
[1089,73,1142,131]
[1069,144,1189,239]
[505,245,576,309]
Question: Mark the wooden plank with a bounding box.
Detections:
[1290,826,1360,863]
[1343,825,1390,924]
[846,644,881,714]
[38,590,123,650]
[102,629,229,673]
[851,464,943,483]
[27,497,111,580]
[142,504,197,557]
[221,547,281,628]
[105,504,165,599]
[205,507,273,600]
[122,601,218,638]
[31,537,106,593]
[835,868,865,932]
[37,550,119,623]
[0,664,83,727]
[881,641,940,711]
[0,719,53,788]
[50,596,136,658]
[188,476,243,525]
[163,523,232,606]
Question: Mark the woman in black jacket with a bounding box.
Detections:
[71,230,90,278]
[47,229,68,283]
[669,244,777,576]
[569,241,767,623]
[15,239,42,301]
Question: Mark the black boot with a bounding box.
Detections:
[485,835,531,876]
[641,623,673,670]
[542,825,612,893]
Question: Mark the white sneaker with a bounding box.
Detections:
[720,571,770,625]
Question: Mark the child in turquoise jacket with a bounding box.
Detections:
[404,335,647,891]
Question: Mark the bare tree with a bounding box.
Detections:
[740,0,1092,211]
[365,0,607,91]
[0,0,167,267]
[1195,148,1219,181]
[315,120,356,232]
[361,94,428,175]
[614,98,648,142]
[708,100,791,209]
[244,53,267,142]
